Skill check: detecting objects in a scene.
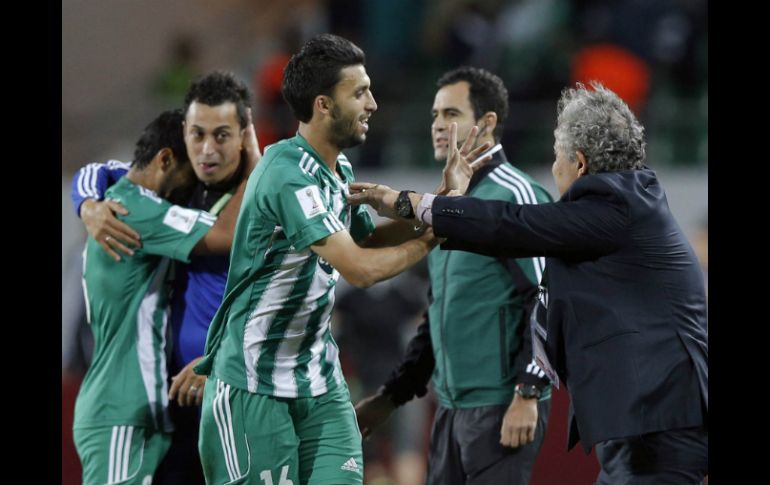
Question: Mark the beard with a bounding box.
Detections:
[329,105,365,149]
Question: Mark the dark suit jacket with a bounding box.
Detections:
[432,168,708,452]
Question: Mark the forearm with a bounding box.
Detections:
[382,318,435,406]
[349,236,436,288]
[361,220,421,248]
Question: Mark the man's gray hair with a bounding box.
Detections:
[554,82,645,174]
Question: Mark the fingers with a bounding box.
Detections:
[106,236,136,257]
[459,125,480,156]
[98,239,122,262]
[467,141,492,164]
[105,200,129,216]
[168,374,182,400]
[469,154,493,172]
[349,182,377,193]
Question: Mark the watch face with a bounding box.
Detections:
[517,385,541,399]
[397,192,413,218]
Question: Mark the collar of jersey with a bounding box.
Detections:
[291,132,345,181]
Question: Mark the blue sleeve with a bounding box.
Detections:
[71,160,130,217]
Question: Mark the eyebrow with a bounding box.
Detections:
[432,107,463,114]
[190,124,233,132]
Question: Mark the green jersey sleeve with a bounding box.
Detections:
[112,186,214,262]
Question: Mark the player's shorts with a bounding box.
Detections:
[73,424,171,485]
[199,377,363,485]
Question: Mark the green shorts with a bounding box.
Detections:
[199,377,363,485]
[73,425,171,485]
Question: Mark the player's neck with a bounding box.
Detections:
[298,123,339,172]
[126,167,160,193]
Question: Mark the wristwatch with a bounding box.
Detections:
[396,190,416,219]
[514,383,542,400]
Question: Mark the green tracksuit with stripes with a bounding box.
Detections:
[428,150,554,408]
[74,177,214,485]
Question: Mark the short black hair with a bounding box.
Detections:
[437,66,509,141]
[184,70,253,128]
[132,110,188,169]
[282,34,366,123]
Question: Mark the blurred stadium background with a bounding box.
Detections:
[62,1,707,483]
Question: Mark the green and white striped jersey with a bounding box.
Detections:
[74,177,214,431]
[196,133,375,398]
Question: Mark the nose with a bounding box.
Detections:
[366,92,378,113]
[432,116,445,133]
[202,136,215,155]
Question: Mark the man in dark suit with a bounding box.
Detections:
[350,82,708,484]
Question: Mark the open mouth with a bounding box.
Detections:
[198,162,218,174]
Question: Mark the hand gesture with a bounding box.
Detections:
[81,199,141,261]
[437,123,493,195]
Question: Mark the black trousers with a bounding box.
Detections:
[426,399,551,485]
[595,426,708,485]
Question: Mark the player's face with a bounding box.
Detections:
[327,64,377,149]
[431,81,478,161]
[184,101,245,185]
[159,155,198,205]
[552,142,581,195]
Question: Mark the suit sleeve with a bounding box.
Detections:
[433,191,627,259]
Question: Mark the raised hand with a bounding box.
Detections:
[242,107,262,172]
[437,123,493,195]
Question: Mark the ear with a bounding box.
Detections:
[156,147,175,172]
[314,95,333,116]
[480,111,498,135]
[575,151,589,176]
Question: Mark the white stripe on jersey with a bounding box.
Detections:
[499,164,538,204]
[243,249,312,392]
[77,164,94,199]
[299,152,320,177]
[106,159,130,170]
[272,255,339,396]
[323,217,336,234]
[82,245,92,325]
[489,171,527,204]
[308,294,336,396]
[136,258,171,429]
[488,166,546,283]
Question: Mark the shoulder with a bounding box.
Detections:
[484,162,553,203]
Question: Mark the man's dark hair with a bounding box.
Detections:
[184,70,253,128]
[437,66,510,141]
[132,110,188,169]
[282,34,366,123]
